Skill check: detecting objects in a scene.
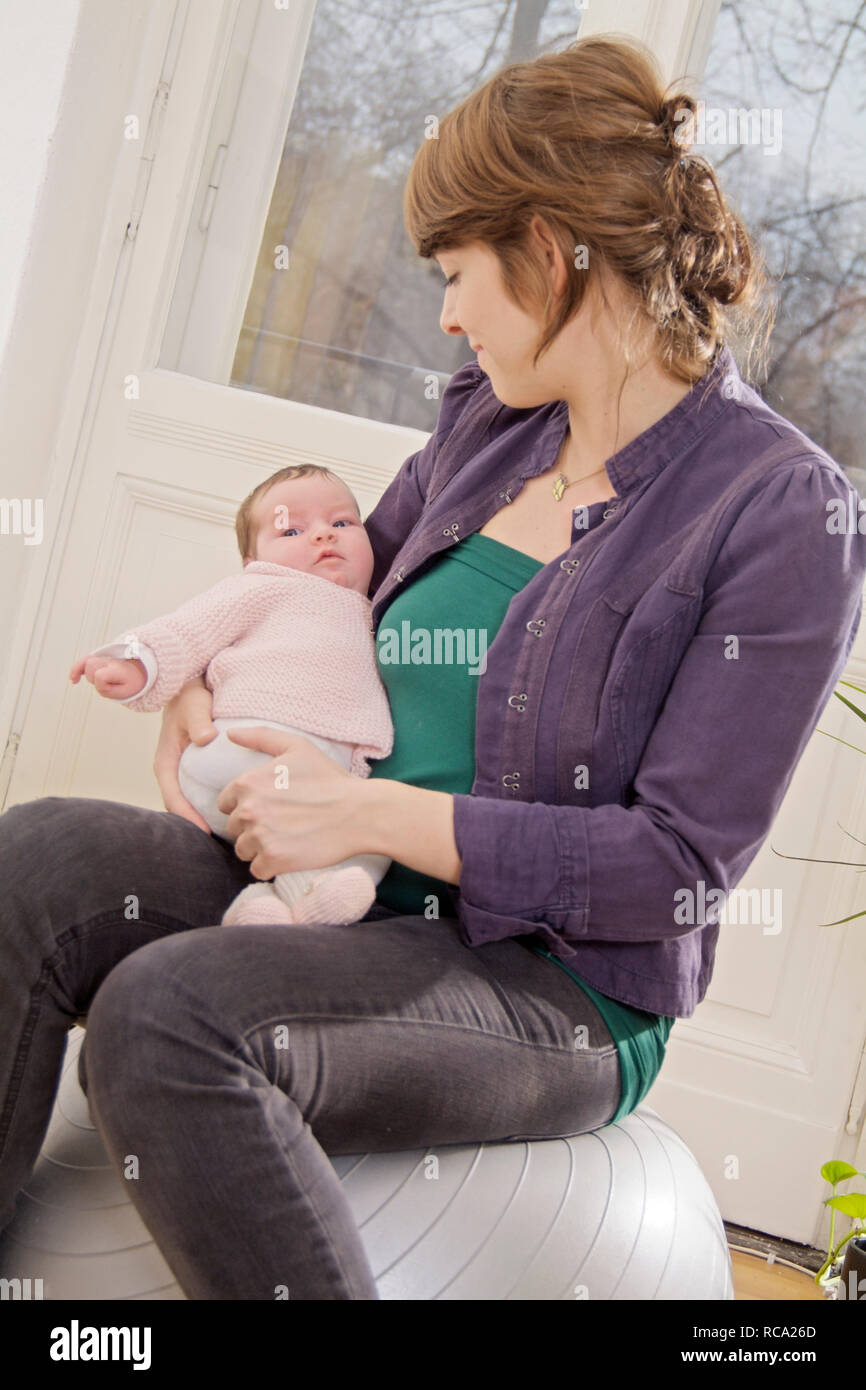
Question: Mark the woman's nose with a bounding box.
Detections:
[439,293,463,337]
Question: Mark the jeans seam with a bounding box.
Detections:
[242,1013,619,1060]
[0,960,53,1165]
[52,907,225,951]
[266,1096,373,1298]
[0,910,220,1163]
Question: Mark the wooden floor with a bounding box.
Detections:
[730,1248,826,1300]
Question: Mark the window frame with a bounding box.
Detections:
[158,0,722,400]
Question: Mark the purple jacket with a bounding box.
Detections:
[363,347,866,1017]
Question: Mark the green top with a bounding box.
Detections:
[368,530,674,1121]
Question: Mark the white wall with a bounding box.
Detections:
[0,1,80,369]
[0,0,139,757]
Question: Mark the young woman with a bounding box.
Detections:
[1,36,864,1300]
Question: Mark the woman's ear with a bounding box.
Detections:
[528,214,570,296]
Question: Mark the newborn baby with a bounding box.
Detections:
[70,465,393,927]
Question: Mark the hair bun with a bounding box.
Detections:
[659,93,698,152]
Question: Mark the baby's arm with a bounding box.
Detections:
[69,653,147,699]
[70,571,271,713]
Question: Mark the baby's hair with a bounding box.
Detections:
[403,34,773,384]
[235,464,358,562]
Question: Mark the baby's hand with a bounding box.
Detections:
[69,654,147,699]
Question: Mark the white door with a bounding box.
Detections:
[4,0,866,1251]
[3,0,431,818]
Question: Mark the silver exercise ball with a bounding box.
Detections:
[0,1026,732,1300]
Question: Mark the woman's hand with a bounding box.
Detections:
[153,677,217,833]
[217,728,367,880]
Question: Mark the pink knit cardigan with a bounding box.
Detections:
[115,561,394,778]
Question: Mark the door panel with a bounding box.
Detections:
[8,367,421,812]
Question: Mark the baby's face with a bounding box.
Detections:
[249,476,375,595]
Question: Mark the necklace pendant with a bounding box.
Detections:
[552,473,566,502]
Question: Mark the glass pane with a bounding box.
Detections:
[230,0,585,432]
[698,0,866,489]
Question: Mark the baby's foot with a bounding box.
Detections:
[290,867,377,926]
[221,884,296,927]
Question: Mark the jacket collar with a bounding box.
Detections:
[534,344,739,499]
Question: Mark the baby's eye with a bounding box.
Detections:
[334,518,353,528]
[281,527,300,537]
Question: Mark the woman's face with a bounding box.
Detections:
[435,239,564,409]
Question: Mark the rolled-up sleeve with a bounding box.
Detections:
[452,460,866,954]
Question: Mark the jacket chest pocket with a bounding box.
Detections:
[555,584,701,805]
[555,593,631,805]
[608,591,702,797]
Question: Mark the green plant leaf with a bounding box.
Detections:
[770,847,866,869]
[817,907,866,927]
[821,1160,861,1184]
[816,728,866,756]
[834,690,866,724]
[826,1193,866,1219]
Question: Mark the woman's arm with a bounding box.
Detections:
[212,727,462,883]
[358,777,462,886]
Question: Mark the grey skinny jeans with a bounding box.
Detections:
[0,796,621,1300]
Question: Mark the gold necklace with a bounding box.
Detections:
[552,462,608,501]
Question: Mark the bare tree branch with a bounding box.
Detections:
[803,0,866,202]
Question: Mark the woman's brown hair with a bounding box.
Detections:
[403,34,773,384]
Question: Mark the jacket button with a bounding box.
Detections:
[559,557,580,574]
[602,505,618,519]
[722,377,739,400]
[394,566,405,582]
[507,693,528,712]
[442,522,460,542]
[526,618,546,637]
[502,771,521,790]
